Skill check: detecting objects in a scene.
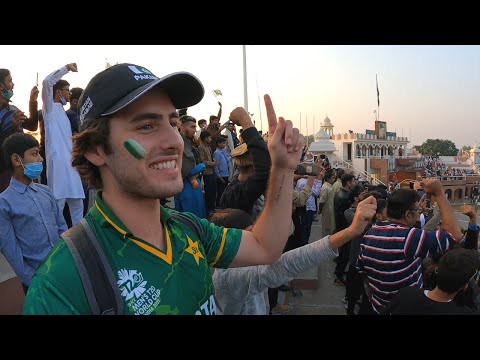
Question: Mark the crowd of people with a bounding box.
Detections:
[1,63,479,315]
[424,154,478,180]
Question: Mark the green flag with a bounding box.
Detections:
[212,89,223,97]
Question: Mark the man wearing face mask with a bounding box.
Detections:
[0,68,40,193]
[0,133,67,294]
[42,64,85,226]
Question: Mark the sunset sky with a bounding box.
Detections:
[4,45,480,149]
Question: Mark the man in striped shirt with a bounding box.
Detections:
[357,178,463,314]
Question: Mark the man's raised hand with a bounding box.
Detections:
[350,196,378,236]
[264,94,304,170]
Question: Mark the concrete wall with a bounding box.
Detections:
[370,159,389,184]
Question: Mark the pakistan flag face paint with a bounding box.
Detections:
[124,139,146,160]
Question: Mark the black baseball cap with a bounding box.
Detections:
[78,63,204,127]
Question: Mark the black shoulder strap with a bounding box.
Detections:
[171,212,203,244]
[171,211,224,313]
[61,213,203,315]
[62,218,124,315]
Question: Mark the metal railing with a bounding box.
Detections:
[332,156,386,186]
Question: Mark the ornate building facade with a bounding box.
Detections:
[312,116,416,185]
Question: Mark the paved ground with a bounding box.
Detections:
[280,221,347,315]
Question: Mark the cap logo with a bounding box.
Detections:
[127,65,158,81]
[80,96,93,124]
[128,65,152,75]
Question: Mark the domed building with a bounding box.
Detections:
[320,115,334,137]
[308,129,337,159]
[310,116,412,185]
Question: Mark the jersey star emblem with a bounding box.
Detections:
[185,236,205,265]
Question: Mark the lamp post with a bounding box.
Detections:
[242,45,248,113]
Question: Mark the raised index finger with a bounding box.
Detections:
[264,94,277,135]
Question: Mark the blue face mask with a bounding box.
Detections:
[60,96,67,106]
[23,162,43,180]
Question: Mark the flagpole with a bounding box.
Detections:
[376,74,380,122]
[305,113,308,146]
[312,115,315,141]
[299,112,302,139]
[242,45,249,113]
[256,75,263,134]
[305,114,308,147]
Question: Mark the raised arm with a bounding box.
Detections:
[23,86,39,131]
[230,95,304,266]
[227,196,377,292]
[462,204,479,250]
[42,63,77,114]
[207,123,227,139]
[222,109,271,211]
[216,101,222,122]
[292,176,315,208]
[422,178,463,241]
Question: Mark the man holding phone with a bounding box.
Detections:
[206,101,226,152]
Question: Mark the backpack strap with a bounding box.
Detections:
[170,211,225,313]
[61,213,205,315]
[171,212,203,244]
[62,218,124,315]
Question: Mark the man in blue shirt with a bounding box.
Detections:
[0,133,67,293]
[213,136,231,207]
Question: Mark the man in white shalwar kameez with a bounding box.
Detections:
[42,64,84,226]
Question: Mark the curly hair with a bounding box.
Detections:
[71,117,112,189]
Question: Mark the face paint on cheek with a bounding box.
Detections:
[124,139,146,160]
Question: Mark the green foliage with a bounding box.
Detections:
[461,145,472,152]
[415,139,459,156]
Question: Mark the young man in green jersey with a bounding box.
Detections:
[22,63,361,315]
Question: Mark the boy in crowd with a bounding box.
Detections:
[0,133,67,293]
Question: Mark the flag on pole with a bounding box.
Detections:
[212,89,223,97]
[376,74,380,107]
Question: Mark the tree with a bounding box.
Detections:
[462,145,472,153]
[415,139,458,156]
[305,135,315,145]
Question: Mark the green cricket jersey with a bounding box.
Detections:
[22,192,242,315]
